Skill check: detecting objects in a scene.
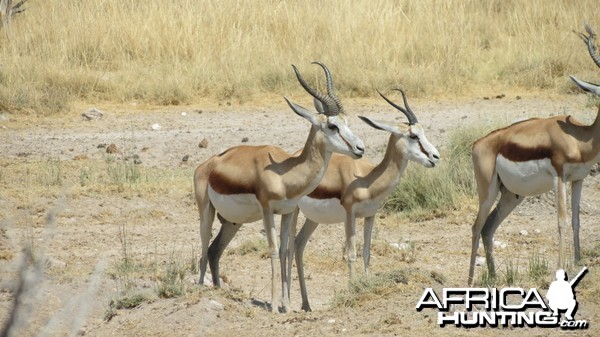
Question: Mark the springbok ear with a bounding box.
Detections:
[358,116,399,134]
[313,97,326,114]
[570,75,600,96]
[284,97,319,125]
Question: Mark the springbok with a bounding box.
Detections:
[193,62,365,312]
[293,89,440,311]
[467,24,600,285]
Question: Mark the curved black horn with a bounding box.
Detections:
[576,24,600,68]
[311,61,344,114]
[376,89,418,125]
[291,64,338,116]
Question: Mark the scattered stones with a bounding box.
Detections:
[198,138,209,148]
[241,137,249,143]
[82,108,104,121]
[151,123,161,131]
[106,143,118,154]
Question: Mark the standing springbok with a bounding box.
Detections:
[194,62,365,313]
[468,25,600,285]
[294,89,439,311]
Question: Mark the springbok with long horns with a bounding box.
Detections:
[194,62,364,313]
[293,89,439,311]
[468,24,600,285]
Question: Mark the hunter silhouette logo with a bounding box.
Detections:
[416,267,589,329]
[546,267,588,321]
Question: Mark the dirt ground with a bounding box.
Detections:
[1,92,600,336]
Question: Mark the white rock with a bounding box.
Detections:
[519,230,528,236]
[327,319,336,324]
[208,300,224,311]
[475,256,485,266]
[181,112,187,116]
[534,229,541,234]
[151,123,161,131]
[493,240,507,249]
[82,108,104,120]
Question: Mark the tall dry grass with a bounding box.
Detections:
[1,0,600,113]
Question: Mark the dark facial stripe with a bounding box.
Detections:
[498,142,553,162]
[418,140,430,157]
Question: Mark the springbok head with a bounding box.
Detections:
[570,24,600,96]
[284,62,365,159]
[359,89,440,168]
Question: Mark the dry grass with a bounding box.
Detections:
[1,0,599,113]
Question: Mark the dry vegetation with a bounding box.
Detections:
[1,0,600,114]
[2,1,600,336]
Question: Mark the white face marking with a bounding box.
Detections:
[496,155,555,196]
[208,185,262,224]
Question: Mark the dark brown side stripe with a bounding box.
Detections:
[498,142,553,162]
[209,170,255,195]
[307,184,342,200]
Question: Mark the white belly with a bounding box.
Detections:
[353,199,382,219]
[496,155,555,196]
[208,185,262,224]
[564,160,596,182]
[298,197,346,224]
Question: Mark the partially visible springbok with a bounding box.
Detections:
[294,89,440,311]
[194,62,365,313]
[468,25,600,285]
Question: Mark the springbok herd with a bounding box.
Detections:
[193,25,600,313]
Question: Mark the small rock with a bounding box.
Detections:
[241,137,249,143]
[141,146,150,152]
[97,143,107,148]
[516,95,522,100]
[181,112,187,116]
[327,319,336,324]
[198,138,209,149]
[475,256,485,266]
[106,144,118,154]
[73,155,88,161]
[0,114,9,122]
[182,155,190,162]
[134,158,142,165]
[534,229,541,234]
[82,108,104,121]
[493,240,507,249]
[519,230,528,236]
[208,300,224,311]
[151,123,161,131]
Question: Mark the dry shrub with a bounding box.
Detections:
[1,0,599,113]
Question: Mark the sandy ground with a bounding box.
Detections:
[1,92,599,336]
